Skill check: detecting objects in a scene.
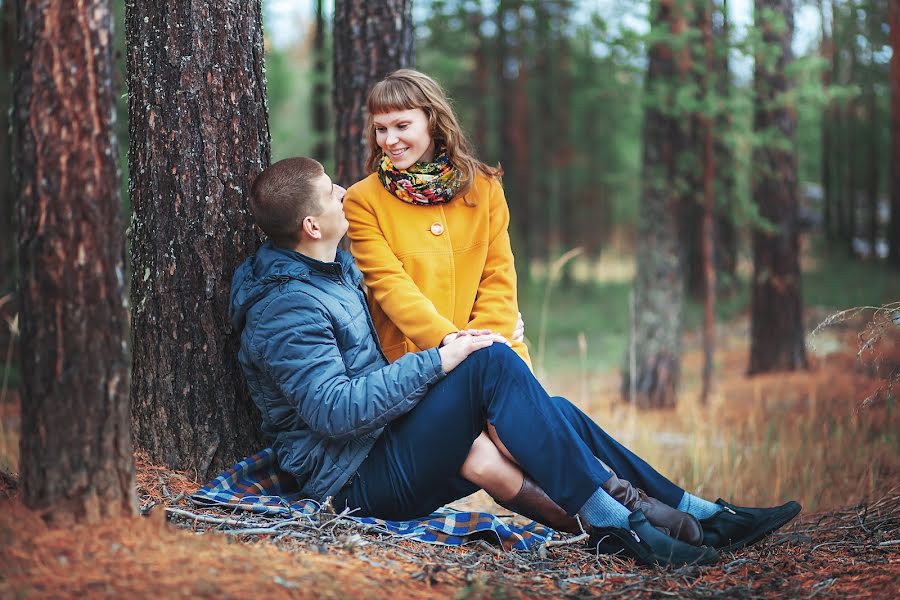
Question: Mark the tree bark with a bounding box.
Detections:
[624,0,690,408]
[891,0,900,266]
[332,0,413,188]
[748,0,808,374]
[312,0,330,163]
[127,0,270,479]
[13,0,135,523]
[0,2,15,297]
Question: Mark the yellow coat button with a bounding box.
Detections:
[430,222,444,236]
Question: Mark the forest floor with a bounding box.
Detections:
[1,310,900,598]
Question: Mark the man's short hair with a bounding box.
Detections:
[250,157,325,246]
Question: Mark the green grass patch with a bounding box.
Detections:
[519,279,631,374]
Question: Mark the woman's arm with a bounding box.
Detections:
[466,180,528,361]
[344,187,458,350]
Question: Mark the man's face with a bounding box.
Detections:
[312,172,347,243]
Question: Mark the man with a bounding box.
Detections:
[229,157,800,567]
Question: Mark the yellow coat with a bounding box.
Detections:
[344,172,532,368]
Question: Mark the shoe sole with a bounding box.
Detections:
[718,502,801,553]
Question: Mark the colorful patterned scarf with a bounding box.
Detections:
[377,149,462,206]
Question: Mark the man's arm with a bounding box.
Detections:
[256,291,445,440]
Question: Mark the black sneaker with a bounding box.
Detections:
[587,511,720,567]
[700,499,802,552]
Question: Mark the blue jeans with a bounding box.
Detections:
[333,344,684,520]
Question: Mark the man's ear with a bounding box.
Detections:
[301,215,321,240]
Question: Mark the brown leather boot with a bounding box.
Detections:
[598,460,703,546]
[499,477,583,534]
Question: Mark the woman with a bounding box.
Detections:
[343,69,529,367]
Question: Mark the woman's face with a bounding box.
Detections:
[373,108,435,170]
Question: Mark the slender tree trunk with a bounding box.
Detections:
[819,0,835,241]
[13,0,135,523]
[0,2,15,297]
[865,2,880,259]
[469,8,489,156]
[511,6,534,266]
[333,0,413,188]
[625,0,690,408]
[890,0,900,266]
[312,0,330,164]
[700,1,716,404]
[714,0,737,295]
[749,0,808,374]
[832,0,849,241]
[845,1,860,255]
[127,0,270,479]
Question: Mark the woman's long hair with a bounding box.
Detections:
[364,69,502,199]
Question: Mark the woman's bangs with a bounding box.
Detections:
[367,80,421,115]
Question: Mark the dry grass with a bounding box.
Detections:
[538,312,900,513]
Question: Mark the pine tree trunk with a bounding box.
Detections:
[890,0,900,266]
[312,0,330,163]
[700,1,716,404]
[13,0,135,523]
[749,0,808,374]
[845,2,860,257]
[832,0,849,241]
[496,0,530,271]
[819,0,835,241]
[0,2,14,297]
[865,2,880,259]
[713,0,738,295]
[332,0,413,188]
[511,6,534,266]
[625,0,690,408]
[469,8,489,156]
[126,0,270,479]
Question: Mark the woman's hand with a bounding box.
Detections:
[512,312,524,343]
[439,331,508,373]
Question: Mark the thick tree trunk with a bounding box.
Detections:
[624,0,689,408]
[332,0,413,188]
[312,0,330,163]
[891,0,900,266]
[749,0,808,374]
[13,0,135,523]
[127,0,270,479]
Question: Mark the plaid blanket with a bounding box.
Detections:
[191,448,555,551]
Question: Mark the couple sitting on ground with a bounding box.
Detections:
[228,154,801,567]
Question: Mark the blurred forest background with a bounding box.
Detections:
[0,0,898,520]
[261,0,897,368]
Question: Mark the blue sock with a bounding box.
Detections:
[577,486,632,529]
[677,492,722,519]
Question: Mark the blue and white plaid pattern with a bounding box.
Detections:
[191,448,555,551]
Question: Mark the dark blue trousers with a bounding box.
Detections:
[334,344,684,521]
